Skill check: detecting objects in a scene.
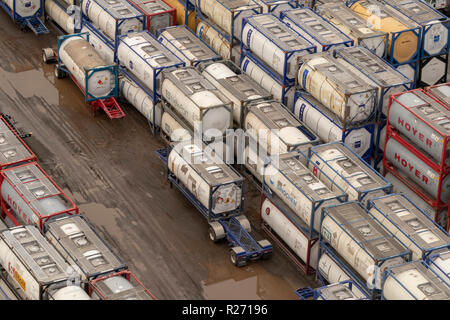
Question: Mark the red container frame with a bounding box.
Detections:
[0,115,36,170]
[0,161,79,231]
[127,0,176,33]
[88,270,157,300]
[387,88,450,173]
[259,193,318,276]
[425,83,450,110]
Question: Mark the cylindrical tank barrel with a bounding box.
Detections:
[161,112,192,142]
[5,0,40,18]
[46,0,75,34]
[81,25,115,65]
[197,22,232,60]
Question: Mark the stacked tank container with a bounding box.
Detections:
[127,0,176,35]
[383,88,450,231]
[44,0,81,34]
[0,0,49,34]
[426,83,450,109]
[382,0,449,87]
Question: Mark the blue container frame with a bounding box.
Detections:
[0,0,47,33]
[280,7,354,53]
[368,193,450,261]
[309,141,393,203]
[81,0,146,47]
[293,91,376,162]
[115,31,185,103]
[57,33,119,102]
[241,13,316,86]
[295,279,370,300]
[156,25,222,67]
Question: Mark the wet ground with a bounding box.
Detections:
[0,13,316,299]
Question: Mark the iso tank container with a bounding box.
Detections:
[89,270,156,300]
[116,31,185,102]
[0,162,78,230]
[241,14,316,85]
[317,2,388,58]
[382,260,450,300]
[320,202,410,291]
[384,136,450,204]
[195,0,262,42]
[262,151,347,233]
[44,215,126,283]
[119,75,162,127]
[253,0,298,16]
[388,89,450,168]
[45,0,79,34]
[81,23,115,65]
[161,67,233,139]
[368,193,450,261]
[307,280,369,300]
[160,111,192,143]
[0,225,83,300]
[293,91,375,160]
[57,33,118,101]
[127,0,175,34]
[244,99,319,154]
[426,251,450,285]
[349,0,422,65]
[199,60,272,126]
[168,141,244,220]
[2,0,42,20]
[81,0,145,46]
[241,54,295,108]
[157,25,221,67]
[309,142,392,204]
[0,116,36,170]
[317,250,355,285]
[280,8,353,53]
[260,193,319,275]
[196,21,233,60]
[426,83,450,109]
[298,51,377,127]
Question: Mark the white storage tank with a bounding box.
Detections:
[117,31,184,100]
[196,21,233,60]
[157,25,221,67]
[426,83,450,109]
[298,51,377,126]
[426,250,450,286]
[44,215,126,283]
[0,225,83,300]
[309,142,392,204]
[160,112,192,143]
[263,152,346,232]
[382,261,450,300]
[4,0,41,18]
[244,99,318,154]
[318,251,352,284]
[317,2,388,58]
[161,67,233,139]
[81,0,145,44]
[52,286,92,300]
[280,8,353,53]
[293,91,374,159]
[200,60,272,126]
[242,14,315,82]
[369,193,450,261]
[321,202,409,290]
[58,34,115,99]
[81,24,115,65]
[45,0,77,34]
[168,140,243,217]
[0,162,77,229]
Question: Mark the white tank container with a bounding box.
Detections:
[369,193,450,261]
[426,83,450,109]
[242,14,315,81]
[59,35,114,99]
[298,52,377,125]
[261,197,319,267]
[0,226,80,300]
[384,137,450,203]
[45,0,76,34]
[317,2,388,58]
[388,90,450,166]
[318,252,351,284]
[197,21,232,59]
[200,60,272,126]
[117,31,184,97]
[4,0,40,18]
[382,261,450,300]
[280,8,353,53]
[158,26,221,67]
[241,55,295,107]
[1,162,74,227]
[309,142,391,203]
[161,67,232,138]
[426,251,450,286]
[321,202,408,289]
[52,286,92,300]
[168,141,243,216]
[263,152,345,232]
[293,91,373,158]
[0,116,35,169]
[161,112,192,142]
[81,24,115,65]
[81,0,144,43]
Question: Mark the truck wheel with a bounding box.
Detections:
[208,222,225,242]
[42,49,55,64]
[54,66,65,79]
[230,247,247,267]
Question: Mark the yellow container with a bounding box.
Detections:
[164,0,197,31]
[350,1,419,63]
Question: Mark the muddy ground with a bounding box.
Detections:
[0,13,316,299]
